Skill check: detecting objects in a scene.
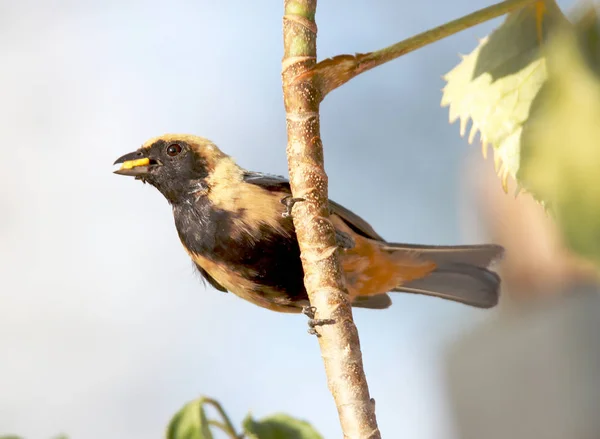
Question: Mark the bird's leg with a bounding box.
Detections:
[302,305,336,337]
[335,230,355,250]
[281,195,305,218]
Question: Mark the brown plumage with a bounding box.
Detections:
[113,134,504,313]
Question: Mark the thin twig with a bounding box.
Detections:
[208,420,241,439]
[282,1,381,438]
[202,397,240,438]
[297,0,540,99]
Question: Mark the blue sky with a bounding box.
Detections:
[0,1,576,438]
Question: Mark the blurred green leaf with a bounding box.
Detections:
[167,398,214,439]
[519,5,600,263]
[442,0,569,190]
[242,413,323,439]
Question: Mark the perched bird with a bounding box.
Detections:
[113,134,504,313]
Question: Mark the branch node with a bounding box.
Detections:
[282,55,316,73]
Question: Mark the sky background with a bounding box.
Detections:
[0,1,577,438]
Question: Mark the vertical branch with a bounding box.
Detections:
[281,1,381,438]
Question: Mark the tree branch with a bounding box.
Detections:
[296,0,540,99]
[281,1,381,438]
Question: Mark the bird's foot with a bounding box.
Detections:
[302,305,336,337]
[281,196,305,218]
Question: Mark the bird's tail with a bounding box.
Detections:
[387,243,504,309]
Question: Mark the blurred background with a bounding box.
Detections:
[1,0,594,438]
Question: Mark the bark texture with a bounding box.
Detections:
[281,1,381,438]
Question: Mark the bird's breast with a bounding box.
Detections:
[172,200,308,312]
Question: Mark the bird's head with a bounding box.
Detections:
[113,134,228,203]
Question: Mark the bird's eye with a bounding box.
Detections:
[166,143,182,157]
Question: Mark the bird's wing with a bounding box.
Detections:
[351,294,392,309]
[328,199,385,242]
[242,171,291,191]
[242,171,385,242]
[243,170,391,309]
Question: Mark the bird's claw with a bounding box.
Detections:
[302,305,335,337]
[281,196,305,218]
[302,306,317,319]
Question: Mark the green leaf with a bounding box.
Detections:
[441,0,569,191]
[167,398,214,439]
[243,413,323,439]
[519,5,600,263]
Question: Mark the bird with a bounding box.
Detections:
[113,134,504,314]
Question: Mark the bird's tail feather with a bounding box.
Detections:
[382,243,504,267]
[393,263,501,308]
[355,244,504,309]
[390,244,503,308]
